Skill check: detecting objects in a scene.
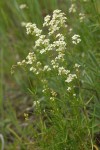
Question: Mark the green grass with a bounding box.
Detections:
[0,0,100,149]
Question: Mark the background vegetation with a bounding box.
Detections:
[0,0,100,149]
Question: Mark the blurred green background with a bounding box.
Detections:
[0,0,100,149]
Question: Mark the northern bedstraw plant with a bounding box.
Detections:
[12,10,93,150]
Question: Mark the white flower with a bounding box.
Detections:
[72,34,81,44]
[17,62,22,65]
[50,97,55,101]
[19,4,27,9]
[26,52,36,64]
[42,89,46,93]
[55,53,65,61]
[30,67,36,72]
[79,13,85,22]
[74,63,80,68]
[69,4,76,13]
[43,9,67,35]
[65,74,77,83]
[35,35,50,48]
[58,67,70,75]
[43,65,51,71]
[51,60,59,69]
[73,94,76,97]
[26,23,42,36]
[67,87,71,92]
[17,60,25,66]
[43,15,51,27]
[69,28,73,34]
[33,101,40,107]
[35,35,45,47]
[40,49,46,54]
[53,9,62,14]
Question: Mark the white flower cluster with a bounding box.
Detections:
[74,63,80,68]
[69,4,77,13]
[26,52,36,64]
[34,33,66,55]
[33,101,40,107]
[35,35,50,48]
[72,34,81,44]
[16,10,81,96]
[43,9,67,35]
[58,67,70,76]
[65,74,77,83]
[74,63,80,72]
[43,65,51,72]
[26,23,42,36]
[79,13,85,22]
